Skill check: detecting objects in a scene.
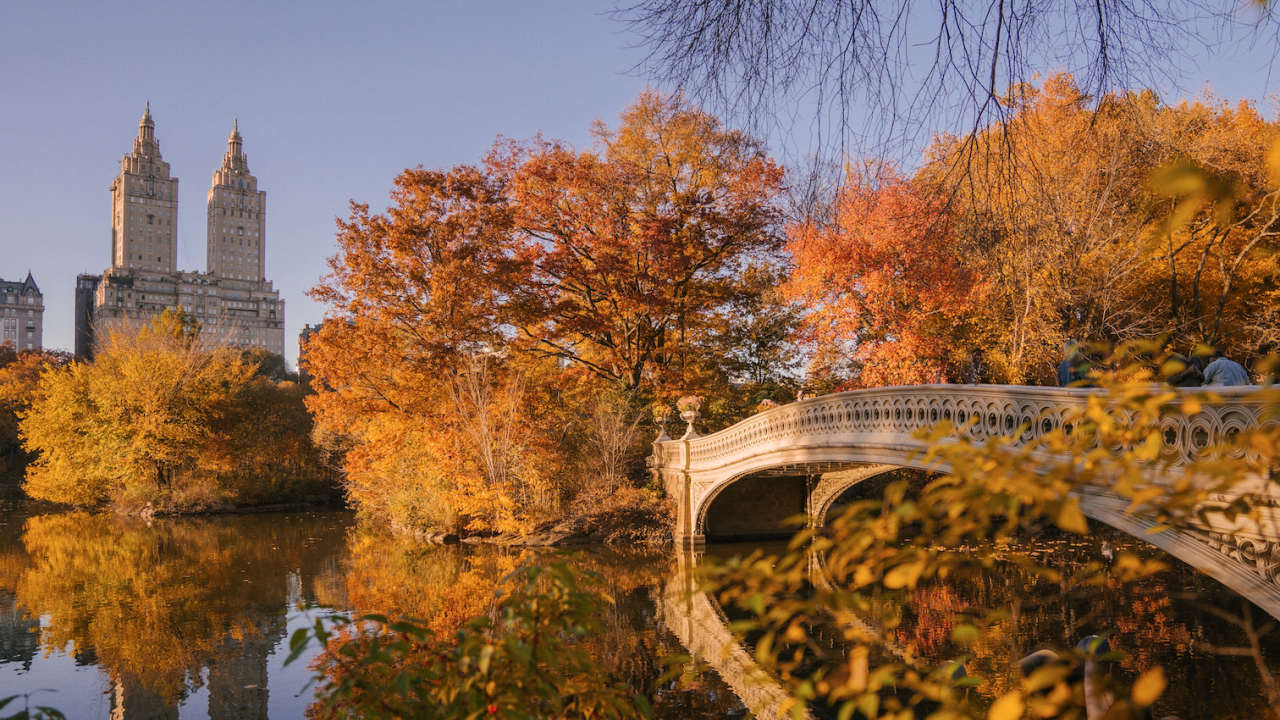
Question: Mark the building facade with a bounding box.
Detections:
[78,105,285,357]
[74,274,98,358]
[1,273,43,351]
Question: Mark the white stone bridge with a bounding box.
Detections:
[649,384,1280,618]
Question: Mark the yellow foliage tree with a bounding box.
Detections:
[21,310,332,509]
[918,73,1280,383]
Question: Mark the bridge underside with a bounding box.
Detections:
[703,474,808,541]
[699,464,901,542]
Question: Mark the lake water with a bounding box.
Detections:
[1,496,1278,719]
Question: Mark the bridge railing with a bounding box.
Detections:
[652,384,1272,476]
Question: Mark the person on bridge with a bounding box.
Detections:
[1202,350,1250,387]
[1166,352,1205,388]
[1057,341,1084,387]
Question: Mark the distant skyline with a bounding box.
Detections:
[2,1,1278,365]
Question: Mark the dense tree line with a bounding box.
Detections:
[796,74,1280,386]
[305,82,1280,537]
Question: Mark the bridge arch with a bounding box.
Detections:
[651,384,1280,618]
[696,462,905,541]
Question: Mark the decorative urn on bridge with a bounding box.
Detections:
[652,404,673,443]
[677,395,703,440]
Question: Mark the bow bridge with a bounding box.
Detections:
[648,384,1280,617]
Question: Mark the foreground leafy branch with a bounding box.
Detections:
[290,564,653,720]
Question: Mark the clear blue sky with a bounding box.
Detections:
[0,1,649,365]
[1,2,1276,365]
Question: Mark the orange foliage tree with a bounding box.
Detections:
[497,90,786,390]
[306,91,790,536]
[784,166,984,387]
[304,166,566,534]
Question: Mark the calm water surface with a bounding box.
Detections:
[0,496,1277,718]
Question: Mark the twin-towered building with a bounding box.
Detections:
[76,104,285,357]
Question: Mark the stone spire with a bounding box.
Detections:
[133,101,160,159]
[221,118,247,173]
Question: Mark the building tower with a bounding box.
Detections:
[207,120,267,280]
[107,102,179,274]
[84,107,286,356]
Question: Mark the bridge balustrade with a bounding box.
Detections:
[648,383,1280,617]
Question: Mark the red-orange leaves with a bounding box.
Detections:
[784,167,982,387]
[497,91,785,388]
[314,166,521,362]
[307,166,524,419]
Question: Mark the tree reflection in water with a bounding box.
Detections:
[8,506,353,717]
[307,529,751,719]
[887,525,1280,719]
[704,527,1280,719]
[0,501,1276,718]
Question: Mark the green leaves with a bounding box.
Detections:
[0,693,66,720]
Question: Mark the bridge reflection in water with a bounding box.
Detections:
[661,530,1280,720]
[650,385,1280,618]
[659,548,799,720]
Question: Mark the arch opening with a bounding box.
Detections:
[702,474,808,542]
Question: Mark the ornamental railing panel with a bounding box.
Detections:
[651,385,1272,477]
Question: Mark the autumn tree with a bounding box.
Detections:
[304,166,565,534]
[0,343,70,478]
[499,90,786,391]
[20,311,330,508]
[784,164,983,387]
[307,92,790,536]
[702,263,803,386]
[914,75,1280,382]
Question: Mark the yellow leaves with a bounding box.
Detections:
[987,692,1024,720]
[754,631,775,665]
[1111,552,1168,583]
[851,564,876,588]
[1054,498,1089,534]
[1267,139,1280,189]
[1131,429,1162,462]
[783,622,807,643]
[1182,397,1202,416]
[1131,667,1167,707]
[1148,159,1239,237]
[19,315,329,508]
[882,558,927,589]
